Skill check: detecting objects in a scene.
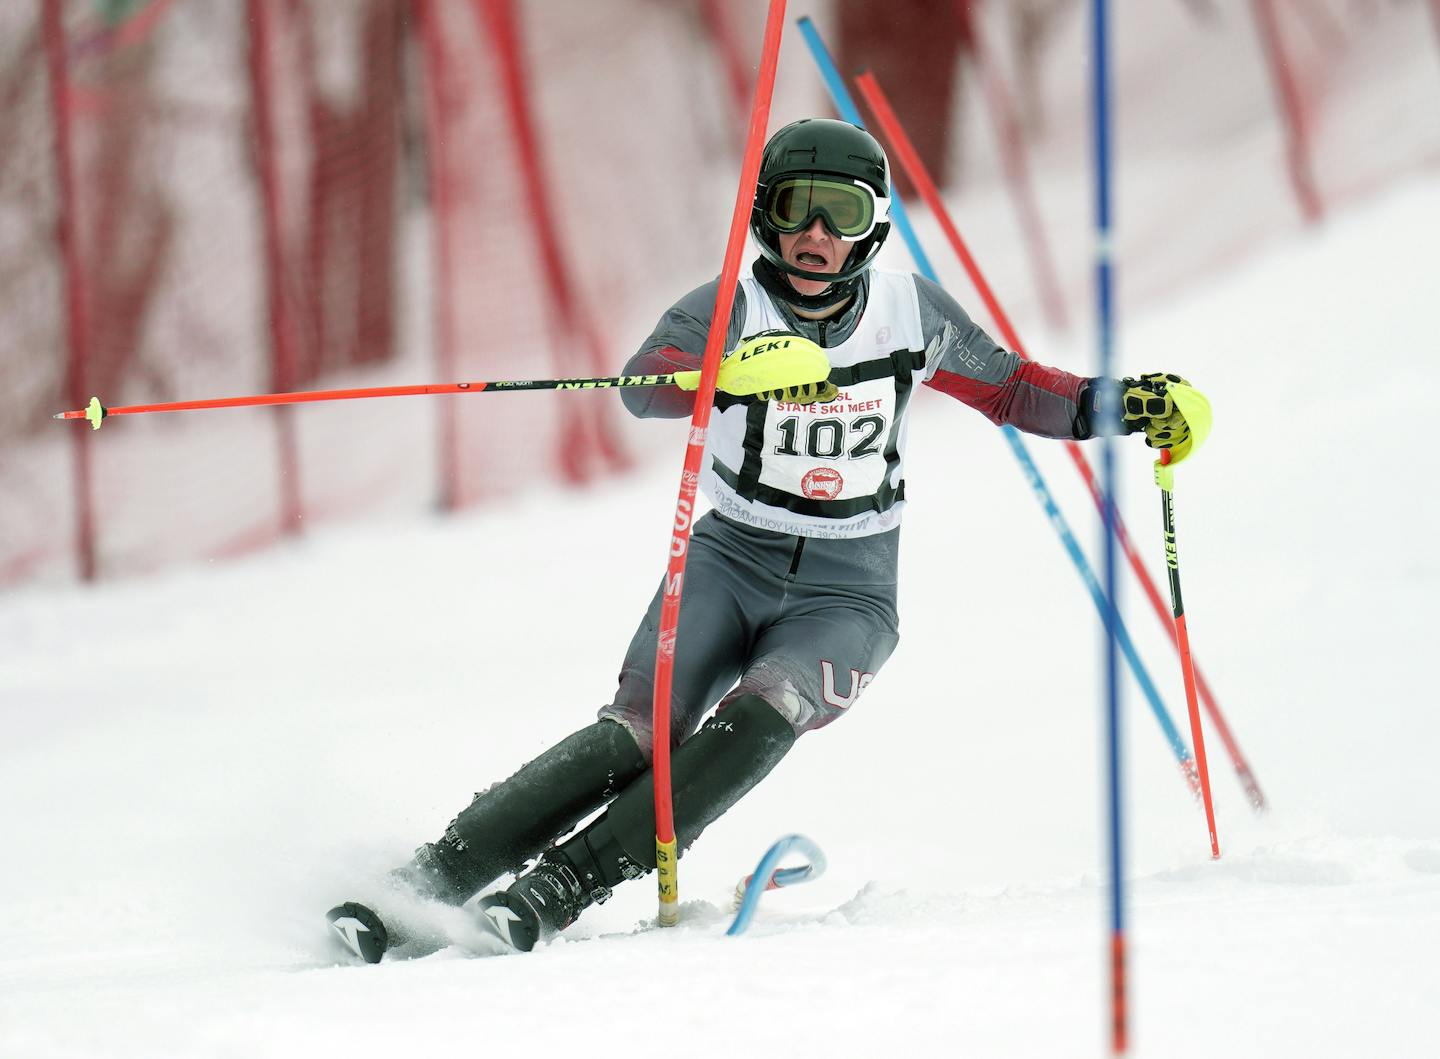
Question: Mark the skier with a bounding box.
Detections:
[327,118,1198,962]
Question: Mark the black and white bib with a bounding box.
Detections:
[703,269,929,539]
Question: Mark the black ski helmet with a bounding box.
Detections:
[750,118,892,291]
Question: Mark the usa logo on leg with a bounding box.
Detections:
[820,661,874,710]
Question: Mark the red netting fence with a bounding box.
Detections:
[3,0,1437,586]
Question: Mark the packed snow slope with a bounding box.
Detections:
[3,176,1438,1058]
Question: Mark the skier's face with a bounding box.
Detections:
[778,216,847,299]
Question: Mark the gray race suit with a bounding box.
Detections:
[598,264,1092,758]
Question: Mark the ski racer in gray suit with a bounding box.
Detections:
[327,119,1199,961]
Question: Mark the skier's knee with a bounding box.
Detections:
[713,692,799,743]
[591,693,798,873]
[598,691,716,762]
[726,661,881,737]
[594,703,655,763]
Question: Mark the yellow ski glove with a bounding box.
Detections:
[1122,372,1200,461]
[755,379,840,404]
[672,332,831,399]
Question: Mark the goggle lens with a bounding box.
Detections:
[764,177,885,240]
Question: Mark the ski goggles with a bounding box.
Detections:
[762,176,891,242]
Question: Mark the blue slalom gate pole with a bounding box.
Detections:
[796,18,937,280]
[1000,429,1189,769]
[1090,0,1128,1051]
[797,17,1196,788]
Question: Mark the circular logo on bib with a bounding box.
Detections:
[801,467,844,500]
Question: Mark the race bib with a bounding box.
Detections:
[756,378,896,501]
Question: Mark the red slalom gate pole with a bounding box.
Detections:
[1250,0,1324,223]
[246,0,304,536]
[413,0,464,510]
[1430,0,1440,76]
[650,0,788,928]
[699,0,753,135]
[478,0,628,482]
[856,70,1268,812]
[42,0,98,582]
[968,0,1068,331]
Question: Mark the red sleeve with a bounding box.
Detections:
[927,360,1085,439]
[621,346,701,419]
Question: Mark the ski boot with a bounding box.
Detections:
[476,694,797,952]
[476,838,641,952]
[324,720,647,961]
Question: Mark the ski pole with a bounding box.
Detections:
[1004,427,1199,795]
[852,68,1268,813]
[1154,384,1221,858]
[53,372,711,431]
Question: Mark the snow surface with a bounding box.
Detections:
[4,175,1440,1057]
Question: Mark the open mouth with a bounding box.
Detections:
[795,251,828,270]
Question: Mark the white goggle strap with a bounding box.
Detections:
[843,179,889,243]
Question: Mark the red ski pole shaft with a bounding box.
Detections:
[650,0,788,928]
[1159,450,1220,857]
[855,71,1266,811]
[53,373,686,429]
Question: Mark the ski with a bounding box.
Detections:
[728,834,827,936]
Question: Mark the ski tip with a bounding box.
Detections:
[326,901,389,964]
[475,893,540,953]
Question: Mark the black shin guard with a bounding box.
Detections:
[558,694,798,888]
[412,719,647,904]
